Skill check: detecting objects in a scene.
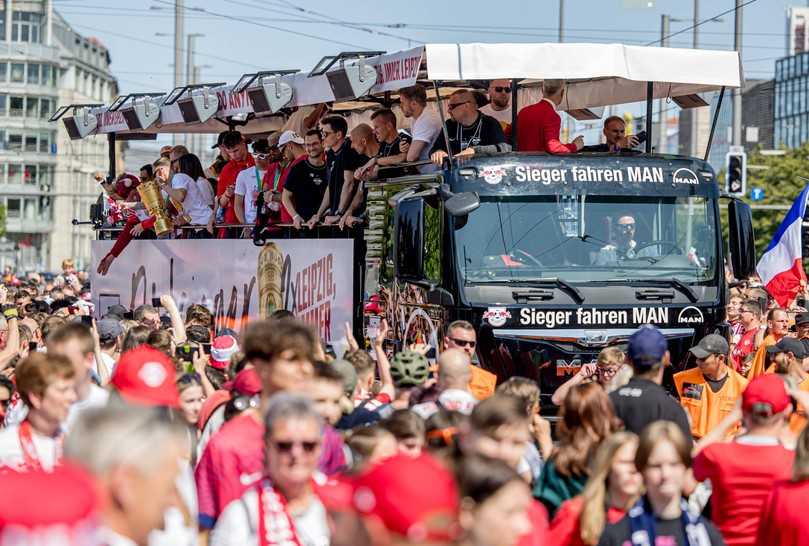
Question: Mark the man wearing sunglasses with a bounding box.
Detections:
[443,320,498,400]
[234,139,272,236]
[480,79,514,134]
[215,131,254,238]
[593,213,657,266]
[430,89,510,167]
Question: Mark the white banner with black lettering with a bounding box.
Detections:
[90,239,353,341]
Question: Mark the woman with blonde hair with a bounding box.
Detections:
[551,347,630,406]
[597,421,724,546]
[549,431,642,546]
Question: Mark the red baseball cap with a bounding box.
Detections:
[111,345,180,408]
[223,367,262,397]
[742,374,790,415]
[351,453,461,543]
[0,462,102,545]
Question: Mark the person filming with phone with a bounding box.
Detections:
[581,116,642,153]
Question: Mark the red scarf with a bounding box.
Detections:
[256,479,304,546]
[18,420,44,471]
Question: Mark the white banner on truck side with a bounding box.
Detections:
[90,239,353,342]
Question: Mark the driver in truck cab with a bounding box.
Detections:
[592,214,657,266]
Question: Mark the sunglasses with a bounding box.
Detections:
[493,86,512,93]
[271,440,320,454]
[255,153,270,160]
[618,224,635,230]
[447,101,471,111]
[450,337,476,348]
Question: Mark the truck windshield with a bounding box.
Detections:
[455,194,717,285]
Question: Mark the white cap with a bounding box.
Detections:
[278,130,304,147]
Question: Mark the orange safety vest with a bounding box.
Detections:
[747,334,779,379]
[789,378,809,436]
[674,366,748,439]
[468,365,497,400]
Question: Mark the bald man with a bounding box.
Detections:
[341,124,380,229]
[412,348,479,418]
[431,89,510,167]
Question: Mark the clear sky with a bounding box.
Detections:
[52,0,800,157]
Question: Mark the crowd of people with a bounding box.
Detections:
[93,78,641,272]
[0,258,806,546]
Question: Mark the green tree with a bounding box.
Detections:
[720,143,809,259]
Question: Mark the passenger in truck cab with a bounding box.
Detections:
[674,334,748,440]
[592,214,657,266]
[516,79,584,154]
[580,116,640,153]
[430,89,511,167]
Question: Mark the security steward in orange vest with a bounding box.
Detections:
[674,333,749,440]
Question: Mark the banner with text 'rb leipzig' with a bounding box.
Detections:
[90,239,353,342]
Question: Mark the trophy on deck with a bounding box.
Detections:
[136,180,173,236]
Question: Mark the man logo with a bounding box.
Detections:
[677,306,704,325]
[672,168,699,185]
[483,307,511,327]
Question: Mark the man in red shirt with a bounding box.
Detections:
[517,79,584,153]
[195,319,348,536]
[693,374,796,546]
[730,299,763,373]
[216,131,254,238]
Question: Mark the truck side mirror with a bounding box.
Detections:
[394,197,427,284]
[728,199,756,279]
[445,192,479,217]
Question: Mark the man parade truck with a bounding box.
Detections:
[58,42,752,404]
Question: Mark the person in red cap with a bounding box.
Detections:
[210,393,331,546]
[196,319,318,534]
[65,405,188,546]
[0,461,103,545]
[0,353,76,471]
[352,451,461,546]
[692,373,796,546]
[109,344,181,409]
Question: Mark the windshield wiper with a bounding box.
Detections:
[604,278,698,303]
[468,277,584,304]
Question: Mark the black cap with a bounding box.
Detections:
[212,130,243,150]
[689,334,730,359]
[211,130,229,149]
[767,337,809,359]
[796,312,809,326]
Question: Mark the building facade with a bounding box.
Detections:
[774,52,809,150]
[0,0,120,272]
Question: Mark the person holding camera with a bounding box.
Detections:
[581,116,642,153]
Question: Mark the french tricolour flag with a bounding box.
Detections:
[757,185,809,308]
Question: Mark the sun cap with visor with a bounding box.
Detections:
[220,130,244,149]
[742,374,790,416]
[766,336,809,359]
[627,326,668,370]
[688,334,730,359]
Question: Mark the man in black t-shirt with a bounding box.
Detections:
[355,108,410,181]
[282,130,328,230]
[309,115,368,227]
[431,89,511,167]
[609,326,694,450]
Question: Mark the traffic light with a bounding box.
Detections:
[725,151,746,196]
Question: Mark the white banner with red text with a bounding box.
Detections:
[90,239,353,342]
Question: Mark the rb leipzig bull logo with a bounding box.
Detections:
[480,166,506,185]
[483,307,511,327]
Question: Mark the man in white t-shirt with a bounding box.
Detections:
[399,84,442,174]
[0,353,76,471]
[480,79,513,131]
[47,323,110,431]
[234,138,272,228]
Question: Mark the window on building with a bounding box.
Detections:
[0,62,6,83]
[23,165,36,184]
[0,95,6,117]
[10,63,23,83]
[9,96,23,117]
[42,65,51,87]
[38,132,49,153]
[0,164,5,184]
[0,131,5,151]
[23,198,36,220]
[26,63,39,85]
[6,199,21,219]
[39,98,51,119]
[7,164,22,184]
[11,12,43,44]
[23,135,36,152]
[25,97,38,118]
[7,134,21,152]
[39,165,52,186]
